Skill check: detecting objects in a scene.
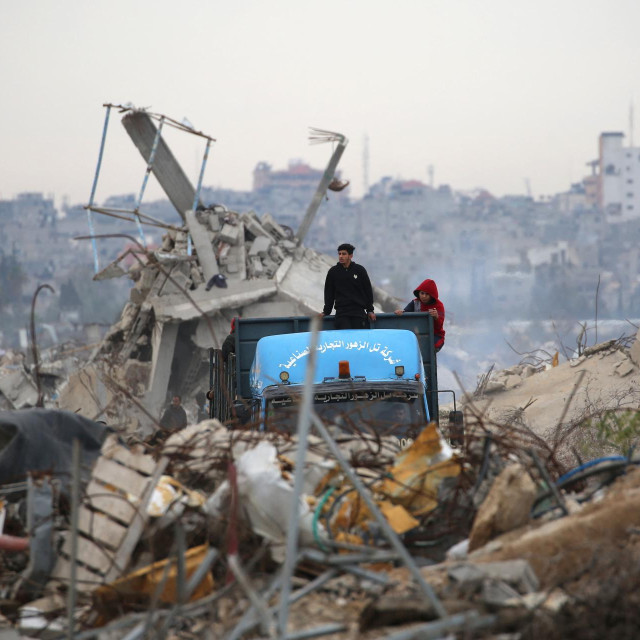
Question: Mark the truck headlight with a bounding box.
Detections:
[395,366,405,377]
[280,371,290,382]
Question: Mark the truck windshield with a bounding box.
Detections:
[265,389,426,440]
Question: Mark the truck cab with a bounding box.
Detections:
[209,313,457,445]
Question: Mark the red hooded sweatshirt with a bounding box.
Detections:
[404,279,445,349]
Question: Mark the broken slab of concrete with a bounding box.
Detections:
[469,464,536,552]
[150,280,278,322]
[122,111,199,221]
[248,235,272,258]
[0,369,38,409]
[185,209,219,282]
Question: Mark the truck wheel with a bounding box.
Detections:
[448,410,464,447]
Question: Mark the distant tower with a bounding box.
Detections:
[428,165,434,188]
[362,134,370,195]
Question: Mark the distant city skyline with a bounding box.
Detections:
[2,0,639,205]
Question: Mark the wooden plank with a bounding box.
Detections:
[101,436,156,475]
[61,534,120,575]
[83,480,143,526]
[77,509,128,550]
[104,456,169,583]
[91,457,151,498]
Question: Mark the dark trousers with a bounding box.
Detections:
[335,315,369,330]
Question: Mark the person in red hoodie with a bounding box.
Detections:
[394,279,445,351]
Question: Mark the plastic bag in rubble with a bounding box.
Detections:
[204,441,326,559]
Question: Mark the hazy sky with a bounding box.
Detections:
[2,0,639,206]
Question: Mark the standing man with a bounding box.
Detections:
[323,243,376,329]
[159,395,188,432]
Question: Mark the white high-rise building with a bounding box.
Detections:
[598,132,640,222]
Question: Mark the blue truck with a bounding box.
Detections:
[209,313,462,444]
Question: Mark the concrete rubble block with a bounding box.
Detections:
[477,560,540,593]
[469,463,537,552]
[249,255,264,277]
[158,266,191,297]
[241,212,272,240]
[262,258,279,277]
[219,223,240,245]
[174,231,189,254]
[583,339,617,357]
[504,374,522,390]
[208,213,221,232]
[190,265,204,286]
[484,380,506,394]
[57,364,110,419]
[248,235,272,258]
[481,579,522,607]
[630,328,640,367]
[269,243,286,264]
[261,212,289,239]
[0,369,38,409]
[281,240,297,253]
[614,358,636,378]
[521,364,537,378]
[185,209,219,281]
[217,243,231,265]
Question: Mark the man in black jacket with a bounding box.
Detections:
[323,243,376,329]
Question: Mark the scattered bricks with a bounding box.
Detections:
[248,236,272,258]
[469,464,536,552]
[219,223,240,245]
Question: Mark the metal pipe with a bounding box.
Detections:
[295,137,347,246]
[277,316,322,638]
[529,449,569,517]
[86,104,111,273]
[309,411,447,619]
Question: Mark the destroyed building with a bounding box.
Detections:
[51,108,398,432]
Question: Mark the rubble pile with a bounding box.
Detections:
[2,332,640,640]
[464,329,640,462]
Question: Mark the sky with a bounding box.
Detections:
[1,0,640,206]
